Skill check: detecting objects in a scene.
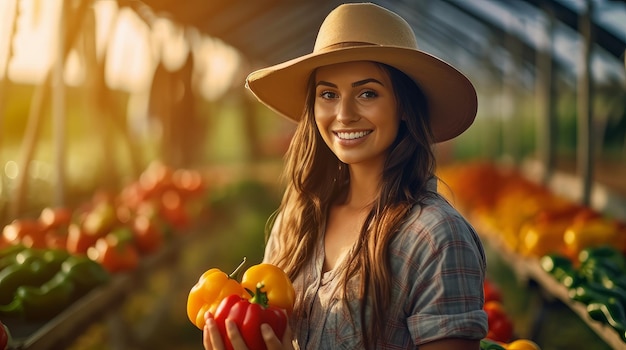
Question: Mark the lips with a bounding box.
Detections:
[335,130,372,140]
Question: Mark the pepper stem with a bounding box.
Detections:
[249,282,269,308]
[229,257,247,279]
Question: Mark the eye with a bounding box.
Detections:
[319,90,338,99]
[359,90,378,99]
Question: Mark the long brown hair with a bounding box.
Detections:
[266,62,437,348]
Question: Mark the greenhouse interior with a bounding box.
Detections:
[0,0,625,349]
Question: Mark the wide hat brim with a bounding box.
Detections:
[246,45,477,143]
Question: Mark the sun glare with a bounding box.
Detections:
[0,0,17,80]
[105,7,154,92]
[152,17,190,72]
[195,36,241,101]
[5,0,61,84]
[0,0,243,100]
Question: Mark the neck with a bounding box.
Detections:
[344,163,382,209]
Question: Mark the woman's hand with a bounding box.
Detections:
[203,312,295,350]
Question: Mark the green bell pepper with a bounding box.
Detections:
[579,256,626,291]
[568,281,626,306]
[480,338,506,350]
[0,249,57,304]
[61,255,110,298]
[0,250,109,320]
[587,298,626,342]
[579,245,626,271]
[0,245,27,271]
[15,269,75,321]
[0,296,23,318]
[0,244,26,259]
[540,254,581,288]
[0,251,23,272]
[41,249,70,271]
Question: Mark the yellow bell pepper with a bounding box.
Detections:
[241,263,295,314]
[563,216,620,260]
[505,339,541,349]
[186,262,247,329]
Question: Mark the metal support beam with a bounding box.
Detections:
[577,0,594,206]
[535,5,556,184]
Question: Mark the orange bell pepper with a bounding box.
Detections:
[187,260,248,329]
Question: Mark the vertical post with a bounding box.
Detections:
[535,6,555,184]
[577,0,593,206]
[10,0,91,217]
[0,0,19,222]
[0,0,19,136]
[242,93,262,162]
[503,31,522,164]
[52,0,67,207]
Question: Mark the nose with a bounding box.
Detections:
[336,98,360,124]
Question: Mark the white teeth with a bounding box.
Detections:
[336,131,371,140]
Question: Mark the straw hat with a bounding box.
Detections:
[245,2,477,143]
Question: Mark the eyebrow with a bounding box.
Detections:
[315,78,384,88]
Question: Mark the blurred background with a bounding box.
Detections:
[0,0,625,349]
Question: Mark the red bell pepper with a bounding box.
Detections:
[86,228,139,273]
[484,278,502,303]
[0,320,9,350]
[484,300,514,343]
[213,283,288,350]
[131,214,164,254]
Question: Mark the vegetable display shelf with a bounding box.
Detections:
[524,260,626,350]
[476,222,626,350]
[3,228,198,350]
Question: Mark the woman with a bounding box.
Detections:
[204,3,487,349]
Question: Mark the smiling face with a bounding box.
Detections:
[314,61,400,169]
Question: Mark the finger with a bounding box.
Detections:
[204,315,225,350]
[261,323,294,350]
[260,324,281,350]
[203,323,213,350]
[281,323,294,349]
[225,319,249,349]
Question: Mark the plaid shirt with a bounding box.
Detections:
[264,190,488,349]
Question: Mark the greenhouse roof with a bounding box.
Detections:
[139,0,626,79]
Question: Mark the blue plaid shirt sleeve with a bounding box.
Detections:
[389,196,488,346]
